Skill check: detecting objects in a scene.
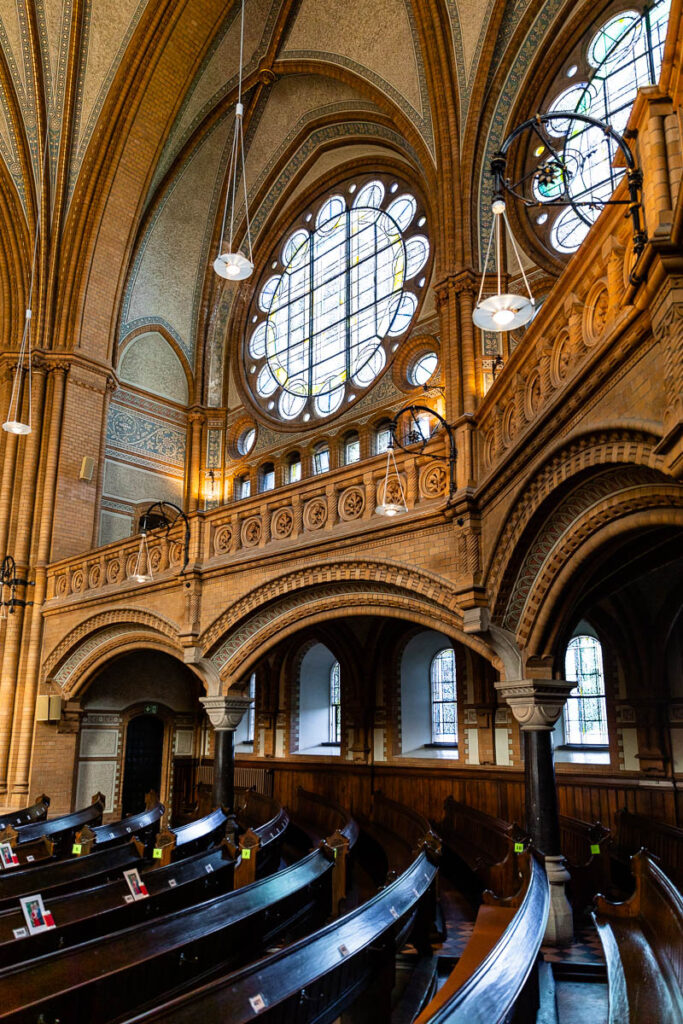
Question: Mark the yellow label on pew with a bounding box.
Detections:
[152,848,163,859]
[72,844,82,855]
[514,842,524,853]
[590,843,601,855]
[242,848,251,860]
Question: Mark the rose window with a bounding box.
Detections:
[245,176,430,423]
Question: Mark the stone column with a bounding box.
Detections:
[495,677,575,945]
[200,696,253,811]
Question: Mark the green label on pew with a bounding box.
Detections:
[152,848,163,859]
[72,844,82,855]
[514,842,524,853]
[590,843,601,855]
[242,848,251,860]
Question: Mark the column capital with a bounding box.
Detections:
[200,695,251,731]
[495,678,574,731]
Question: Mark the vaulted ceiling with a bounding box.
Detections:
[0,0,581,388]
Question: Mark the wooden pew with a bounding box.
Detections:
[0,798,289,969]
[113,839,440,1023]
[288,786,360,852]
[614,810,683,890]
[0,845,338,1022]
[0,794,49,831]
[234,788,289,879]
[594,850,683,1023]
[151,805,231,865]
[362,790,440,883]
[12,792,105,857]
[88,800,165,853]
[438,797,524,900]
[413,852,550,1024]
[559,814,612,917]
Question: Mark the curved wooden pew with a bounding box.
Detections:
[594,850,683,1023]
[288,787,360,852]
[152,806,230,865]
[362,790,439,884]
[120,841,440,1024]
[0,798,288,969]
[614,810,683,891]
[412,852,549,1024]
[88,801,165,853]
[438,797,524,900]
[234,789,289,879]
[0,847,337,1023]
[12,793,105,858]
[559,814,612,916]
[0,795,49,832]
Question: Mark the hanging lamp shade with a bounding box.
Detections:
[473,197,536,334]
[375,442,408,517]
[472,293,535,331]
[130,531,154,584]
[213,250,254,280]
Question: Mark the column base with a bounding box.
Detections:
[543,855,574,946]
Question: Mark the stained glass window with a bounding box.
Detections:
[534,1,670,254]
[247,672,256,743]
[238,428,255,455]
[329,661,341,744]
[236,474,250,500]
[259,462,275,492]
[431,649,457,744]
[564,635,608,745]
[410,351,438,386]
[375,420,393,455]
[247,177,429,423]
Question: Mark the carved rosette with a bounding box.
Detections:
[125,553,138,578]
[71,569,84,594]
[419,464,447,499]
[337,487,364,522]
[55,575,68,597]
[200,696,253,732]
[149,548,162,572]
[271,507,294,539]
[495,679,575,731]
[169,541,183,566]
[585,286,609,346]
[88,564,102,589]
[213,524,233,555]
[106,559,122,584]
[375,474,406,508]
[524,371,542,421]
[304,498,327,531]
[502,402,517,447]
[484,429,496,469]
[241,516,262,547]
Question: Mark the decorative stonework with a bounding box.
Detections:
[213,524,233,555]
[200,695,253,731]
[338,487,364,521]
[585,286,609,346]
[495,679,575,730]
[241,517,262,547]
[502,402,517,446]
[419,464,447,499]
[525,371,542,421]
[106,559,122,584]
[550,331,570,387]
[271,507,294,538]
[303,498,327,531]
[375,475,406,508]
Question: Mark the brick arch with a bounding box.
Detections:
[200,559,464,653]
[212,585,498,693]
[516,493,683,659]
[487,428,668,617]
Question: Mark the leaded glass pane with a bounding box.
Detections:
[563,635,608,745]
[431,648,457,744]
[329,662,341,744]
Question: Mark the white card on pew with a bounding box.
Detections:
[249,995,266,1012]
[168,879,177,888]
[13,927,28,940]
[26,855,34,862]
[20,894,55,934]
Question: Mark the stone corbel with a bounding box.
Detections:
[495,678,575,730]
[200,695,252,732]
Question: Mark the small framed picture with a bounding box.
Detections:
[123,867,149,902]
[20,894,55,935]
[0,842,19,869]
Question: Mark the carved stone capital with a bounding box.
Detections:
[200,695,252,732]
[495,678,575,731]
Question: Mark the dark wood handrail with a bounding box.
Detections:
[173,806,228,847]
[15,796,104,844]
[419,855,549,1023]
[92,802,164,845]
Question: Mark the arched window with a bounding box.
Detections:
[235,474,251,500]
[374,420,393,455]
[564,635,608,745]
[530,1,670,254]
[246,175,430,424]
[246,672,256,743]
[329,662,341,744]
[313,442,330,475]
[343,431,360,465]
[287,451,301,483]
[430,649,457,744]
[258,462,275,492]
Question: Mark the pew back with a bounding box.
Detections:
[616,810,683,889]
[0,794,49,831]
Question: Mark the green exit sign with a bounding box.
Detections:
[145,704,158,715]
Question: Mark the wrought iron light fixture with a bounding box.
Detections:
[473,196,536,333]
[0,556,34,616]
[376,404,458,517]
[130,501,191,584]
[213,0,254,282]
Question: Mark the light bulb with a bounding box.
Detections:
[492,307,515,328]
[491,198,506,215]
[2,421,31,435]
[213,251,254,281]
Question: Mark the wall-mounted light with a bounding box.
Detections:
[376,440,408,517]
[130,501,191,585]
[205,469,219,504]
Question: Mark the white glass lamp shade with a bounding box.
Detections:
[2,420,31,435]
[472,293,535,332]
[130,532,154,584]
[376,501,407,517]
[213,250,254,281]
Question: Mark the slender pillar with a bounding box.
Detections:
[200,695,253,812]
[496,677,575,945]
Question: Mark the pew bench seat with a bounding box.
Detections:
[436,904,514,1002]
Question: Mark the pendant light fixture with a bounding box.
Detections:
[376,441,408,517]
[213,0,254,282]
[3,142,48,435]
[131,526,154,584]
[473,198,535,332]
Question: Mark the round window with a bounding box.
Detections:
[245,176,430,423]
[237,427,255,455]
[409,351,438,386]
